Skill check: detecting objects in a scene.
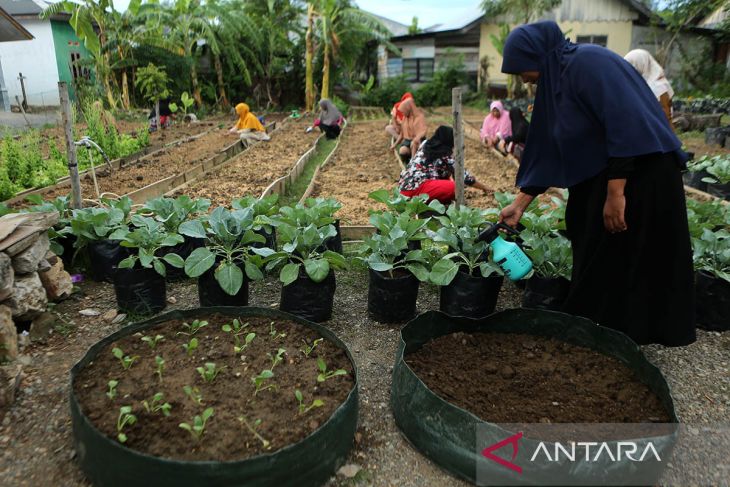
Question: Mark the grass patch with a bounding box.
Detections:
[279,136,338,206]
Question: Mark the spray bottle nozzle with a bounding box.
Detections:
[476,222,520,244]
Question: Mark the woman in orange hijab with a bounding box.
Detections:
[390,97,428,162]
[229,103,270,142]
[385,92,413,139]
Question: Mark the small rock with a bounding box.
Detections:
[551,401,559,406]
[0,305,17,362]
[355,432,363,444]
[111,313,127,325]
[0,254,13,301]
[102,309,118,322]
[308,420,319,430]
[29,312,56,343]
[79,308,101,317]
[5,273,47,320]
[167,296,177,304]
[0,364,23,408]
[11,233,50,274]
[522,340,537,350]
[525,352,535,359]
[38,258,73,301]
[484,363,498,374]
[337,464,362,478]
[499,365,516,379]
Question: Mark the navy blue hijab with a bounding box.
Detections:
[502,21,683,189]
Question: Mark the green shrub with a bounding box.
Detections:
[331,95,349,117]
[415,57,469,107]
[361,76,412,111]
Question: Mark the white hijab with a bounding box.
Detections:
[624,49,674,100]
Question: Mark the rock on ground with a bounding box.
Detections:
[38,257,73,302]
[0,253,13,302]
[12,233,50,275]
[5,273,48,321]
[0,363,22,408]
[0,305,17,361]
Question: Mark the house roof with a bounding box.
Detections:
[0,4,33,41]
[367,12,410,37]
[699,2,729,29]
[0,0,45,16]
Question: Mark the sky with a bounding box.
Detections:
[354,0,481,29]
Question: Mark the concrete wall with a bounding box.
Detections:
[50,20,91,102]
[0,18,61,107]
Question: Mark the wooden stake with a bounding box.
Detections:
[452,87,464,208]
[59,82,82,209]
[14,96,31,129]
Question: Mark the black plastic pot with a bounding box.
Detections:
[87,240,130,282]
[391,309,679,486]
[707,181,730,200]
[367,269,420,323]
[439,270,504,318]
[323,220,343,254]
[112,267,166,315]
[160,236,203,280]
[70,307,359,487]
[695,270,730,331]
[522,275,570,311]
[705,126,729,147]
[280,269,336,322]
[197,263,249,307]
[57,233,78,269]
[253,227,277,250]
[683,169,710,192]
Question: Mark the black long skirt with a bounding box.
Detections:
[562,152,696,347]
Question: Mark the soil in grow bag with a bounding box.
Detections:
[368,269,419,323]
[406,332,671,423]
[73,313,354,461]
[197,265,249,307]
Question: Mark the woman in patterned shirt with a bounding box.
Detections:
[399,126,490,204]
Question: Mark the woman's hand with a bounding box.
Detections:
[499,202,524,228]
[604,179,628,233]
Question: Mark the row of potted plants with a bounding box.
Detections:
[685,154,730,199]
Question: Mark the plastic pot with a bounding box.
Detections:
[367,269,420,323]
[112,267,166,315]
[391,309,679,486]
[57,233,78,269]
[522,275,570,311]
[70,307,359,487]
[695,270,730,331]
[705,127,728,147]
[197,263,249,307]
[280,269,336,323]
[707,181,730,200]
[323,220,343,254]
[439,270,504,318]
[87,240,130,282]
[682,170,710,192]
[253,227,277,250]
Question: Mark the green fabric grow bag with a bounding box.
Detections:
[70,307,359,487]
[391,309,678,486]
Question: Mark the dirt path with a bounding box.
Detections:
[183,118,318,205]
[309,122,402,224]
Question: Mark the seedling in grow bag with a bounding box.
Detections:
[182,337,199,356]
[179,407,214,442]
[222,319,255,352]
[239,416,271,449]
[269,322,287,340]
[301,338,323,357]
[113,216,185,277]
[231,194,279,236]
[252,369,276,396]
[155,356,165,383]
[268,348,286,370]
[141,334,165,349]
[196,362,225,383]
[183,385,204,405]
[317,357,347,383]
[178,319,208,337]
[140,195,211,235]
[692,228,730,283]
[116,406,137,443]
[236,333,256,354]
[142,392,172,417]
[106,380,118,400]
[368,188,445,222]
[68,196,133,252]
[112,347,138,370]
[294,389,324,415]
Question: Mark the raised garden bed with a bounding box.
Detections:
[71,307,358,487]
[392,309,678,485]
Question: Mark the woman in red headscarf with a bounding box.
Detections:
[385,92,413,139]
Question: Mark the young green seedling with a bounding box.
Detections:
[294,389,325,415]
[112,347,138,370]
[141,334,165,349]
[222,319,255,353]
[179,407,214,441]
[116,405,137,443]
[183,385,204,405]
[196,362,224,383]
[239,416,271,449]
[106,380,118,400]
[252,369,276,396]
[269,321,286,340]
[155,355,165,383]
[177,319,208,337]
[316,357,348,383]
[268,348,286,370]
[237,333,256,353]
[142,392,172,417]
[300,338,323,357]
[182,337,199,356]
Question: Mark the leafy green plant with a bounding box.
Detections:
[169,91,195,115]
[182,207,271,296]
[294,389,324,415]
[182,337,199,356]
[252,369,276,396]
[301,338,323,357]
[141,334,165,349]
[68,196,133,251]
[22,195,74,256]
[155,355,165,383]
[686,198,730,238]
[196,362,224,383]
[113,216,184,277]
[268,348,286,369]
[519,201,572,280]
[316,357,347,383]
[183,385,204,405]
[368,188,444,218]
[116,406,137,443]
[112,347,138,370]
[179,407,214,442]
[142,392,172,417]
[178,319,208,336]
[140,196,211,234]
[231,193,279,236]
[239,416,270,449]
[701,155,730,185]
[269,321,286,340]
[692,228,730,283]
[106,380,118,400]
[221,319,255,353]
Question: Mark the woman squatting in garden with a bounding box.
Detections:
[498,21,695,347]
[308,99,344,139]
[390,97,428,163]
[624,49,675,129]
[229,103,270,142]
[385,92,414,139]
[399,125,490,204]
[480,100,512,149]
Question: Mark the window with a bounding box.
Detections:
[69,52,90,81]
[403,58,434,83]
[576,35,608,47]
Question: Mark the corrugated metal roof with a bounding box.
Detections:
[368,12,410,36]
[0,4,33,41]
[0,0,46,16]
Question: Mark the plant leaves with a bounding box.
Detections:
[184,247,216,277]
[163,253,185,268]
[215,261,244,296]
[280,262,300,285]
[304,258,330,282]
[179,220,207,239]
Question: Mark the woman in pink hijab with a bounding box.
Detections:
[480,101,512,148]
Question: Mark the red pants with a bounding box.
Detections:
[401,179,455,204]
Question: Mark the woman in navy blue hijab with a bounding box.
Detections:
[499,21,695,346]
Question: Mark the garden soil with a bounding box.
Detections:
[406,332,671,424]
[74,314,353,461]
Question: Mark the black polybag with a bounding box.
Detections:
[88,240,130,282]
[367,269,419,323]
[112,267,166,315]
[440,270,503,318]
[695,270,730,331]
[522,275,570,311]
[280,270,336,322]
[197,264,249,307]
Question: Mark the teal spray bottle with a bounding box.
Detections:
[476,223,532,281]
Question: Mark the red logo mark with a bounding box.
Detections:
[481,431,523,474]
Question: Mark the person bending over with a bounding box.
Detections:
[309,99,344,139]
[385,92,413,139]
[624,49,675,128]
[390,98,428,162]
[229,103,270,142]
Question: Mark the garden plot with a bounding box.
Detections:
[183,118,317,205]
[308,122,401,224]
[462,137,519,207]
